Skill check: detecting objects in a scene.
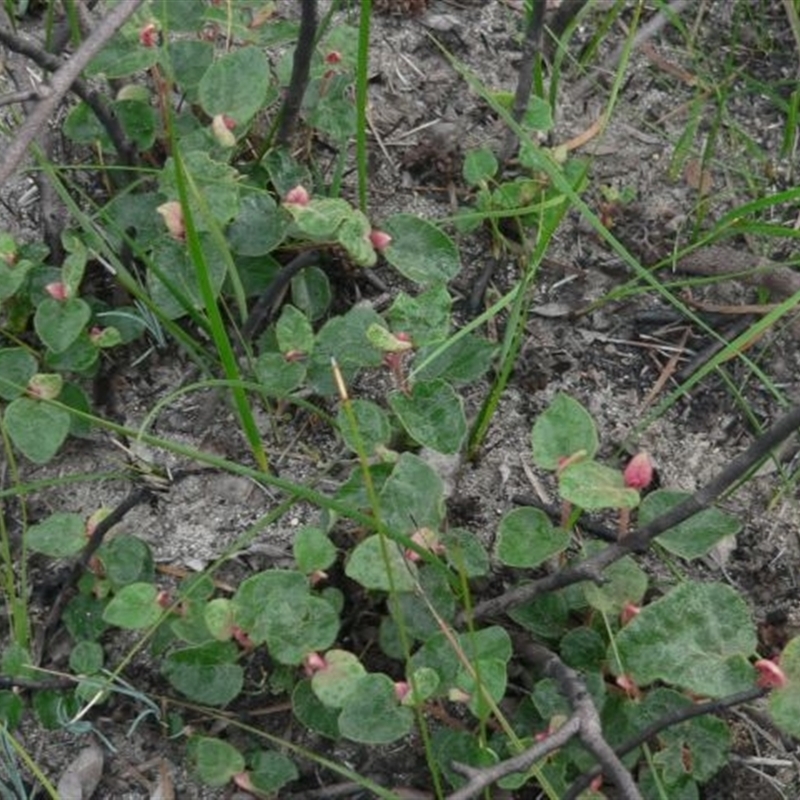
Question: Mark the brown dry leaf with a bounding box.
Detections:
[56,741,104,800]
[684,159,714,195]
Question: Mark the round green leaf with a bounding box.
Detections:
[34,297,91,353]
[26,512,86,557]
[496,507,570,568]
[96,534,155,589]
[381,214,461,285]
[583,554,648,614]
[531,393,598,470]
[559,460,640,510]
[338,673,414,744]
[337,398,392,455]
[615,581,756,697]
[163,642,243,705]
[276,304,314,354]
[345,535,417,592]
[69,641,104,675]
[311,649,366,708]
[379,453,446,533]
[190,737,245,787]
[112,99,157,150]
[255,351,306,396]
[0,349,37,401]
[463,147,498,186]
[0,257,32,301]
[205,598,235,640]
[292,680,341,739]
[249,750,298,794]
[389,379,466,454]
[293,526,337,574]
[4,397,70,464]
[291,264,331,321]
[227,193,285,256]
[199,47,273,123]
[102,582,162,629]
[640,490,742,560]
[265,595,340,666]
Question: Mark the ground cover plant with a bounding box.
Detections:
[1,0,800,797]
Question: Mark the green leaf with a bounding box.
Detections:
[385,285,452,345]
[205,598,235,640]
[0,348,37,400]
[414,334,497,386]
[336,208,377,266]
[190,737,245,787]
[199,47,273,124]
[637,688,730,784]
[338,673,414,744]
[276,304,314,355]
[463,147,498,186]
[69,641,104,675]
[147,234,228,319]
[34,297,91,353]
[249,750,299,794]
[233,570,309,644]
[496,507,570,568]
[166,39,214,101]
[381,214,461,285]
[96,535,155,590]
[389,379,466,454]
[227,193,285,256]
[86,31,158,79]
[389,565,455,641]
[293,526,337,574]
[264,595,340,665]
[163,642,243,705]
[25,512,86,557]
[346,535,417,592]
[285,197,352,240]
[0,257,32,301]
[559,460,640,510]
[4,397,70,464]
[380,453,446,533]
[337,398,393,455]
[768,636,800,736]
[531,393,599,470]
[583,553,648,615]
[615,582,756,697]
[311,649,367,708]
[103,583,162,629]
[510,591,570,640]
[292,680,341,739]
[112,99,157,150]
[440,527,489,578]
[640,490,742,560]
[456,657,507,721]
[291,264,331,321]
[307,305,384,395]
[255,352,306,396]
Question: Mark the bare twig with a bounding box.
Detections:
[276,0,317,147]
[467,402,800,622]
[447,638,643,800]
[0,0,143,187]
[564,686,767,799]
[0,24,136,167]
[499,0,546,163]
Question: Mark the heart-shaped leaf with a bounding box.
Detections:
[4,397,71,464]
[34,298,91,353]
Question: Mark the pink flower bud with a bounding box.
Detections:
[211,114,236,148]
[615,674,641,699]
[303,651,327,676]
[139,22,159,47]
[624,452,653,490]
[156,201,185,241]
[284,185,310,206]
[620,602,641,626]
[394,681,410,702]
[45,282,68,301]
[233,773,256,792]
[755,658,787,689]
[231,626,254,650]
[308,569,328,586]
[222,115,236,130]
[325,51,342,64]
[369,229,392,251]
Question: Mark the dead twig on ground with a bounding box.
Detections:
[0,0,143,188]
